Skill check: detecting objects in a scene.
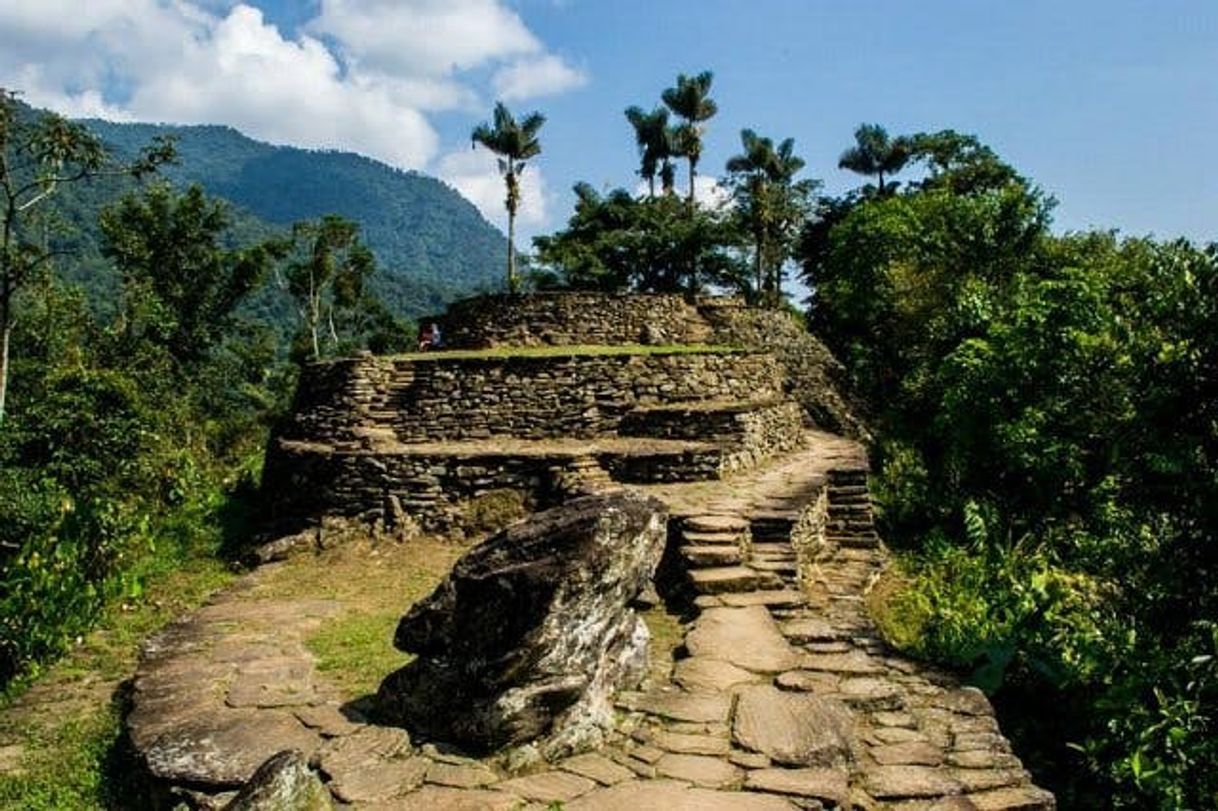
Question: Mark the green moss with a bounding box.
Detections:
[459,489,528,536]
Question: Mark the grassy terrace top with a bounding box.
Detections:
[373,343,753,362]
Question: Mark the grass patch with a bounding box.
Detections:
[251,537,464,702]
[388,343,750,362]
[307,611,412,701]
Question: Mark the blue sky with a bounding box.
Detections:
[1,1,1214,244]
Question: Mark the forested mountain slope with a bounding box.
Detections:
[64,116,507,320]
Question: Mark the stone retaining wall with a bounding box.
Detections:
[280,349,782,445]
[429,293,866,437]
[261,442,568,533]
[434,293,715,349]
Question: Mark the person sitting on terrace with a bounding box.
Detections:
[417,322,434,352]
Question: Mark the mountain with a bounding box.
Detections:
[55,113,508,321]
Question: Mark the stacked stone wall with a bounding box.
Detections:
[262,444,569,533]
[434,292,715,349]
[282,350,782,445]
[427,293,865,437]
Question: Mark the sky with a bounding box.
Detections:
[0,0,1214,246]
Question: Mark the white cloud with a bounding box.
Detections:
[437,147,549,230]
[309,0,539,76]
[0,0,586,225]
[493,54,587,101]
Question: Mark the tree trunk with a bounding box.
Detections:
[507,208,517,294]
[0,311,10,426]
[688,158,696,204]
[310,294,321,361]
[754,231,764,304]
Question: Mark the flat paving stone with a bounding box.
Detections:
[494,770,596,802]
[673,656,764,692]
[143,710,322,787]
[732,685,856,768]
[390,786,522,810]
[800,650,883,674]
[654,753,741,788]
[651,729,732,756]
[617,691,735,724]
[327,756,431,804]
[685,606,802,674]
[558,752,636,785]
[864,765,964,799]
[775,669,839,693]
[425,761,499,788]
[744,767,849,804]
[566,778,798,810]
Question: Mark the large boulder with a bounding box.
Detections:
[376,492,668,758]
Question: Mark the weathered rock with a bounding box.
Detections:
[142,711,322,788]
[377,493,667,757]
[732,685,856,768]
[223,750,332,811]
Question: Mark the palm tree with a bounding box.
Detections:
[662,71,717,204]
[838,123,911,196]
[471,102,545,293]
[624,105,675,198]
[727,129,814,305]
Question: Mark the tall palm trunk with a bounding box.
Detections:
[506,158,519,294]
[0,306,10,426]
[507,207,517,293]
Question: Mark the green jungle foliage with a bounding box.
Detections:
[802,130,1218,808]
[534,72,816,304]
[0,98,412,687]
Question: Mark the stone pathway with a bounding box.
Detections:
[125,431,1054,809]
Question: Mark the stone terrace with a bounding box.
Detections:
[129,432,1054,809]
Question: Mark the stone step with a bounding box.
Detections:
[751,543,795,557]
[827,484,868,496]
[683,514,750,534]
[687,566,782,595]
[827,504,872,516]
[680,545,743,568]
[832,536,881,550]
[750,560,798,575]
[680,530,743,547]
[719,589,806,608]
